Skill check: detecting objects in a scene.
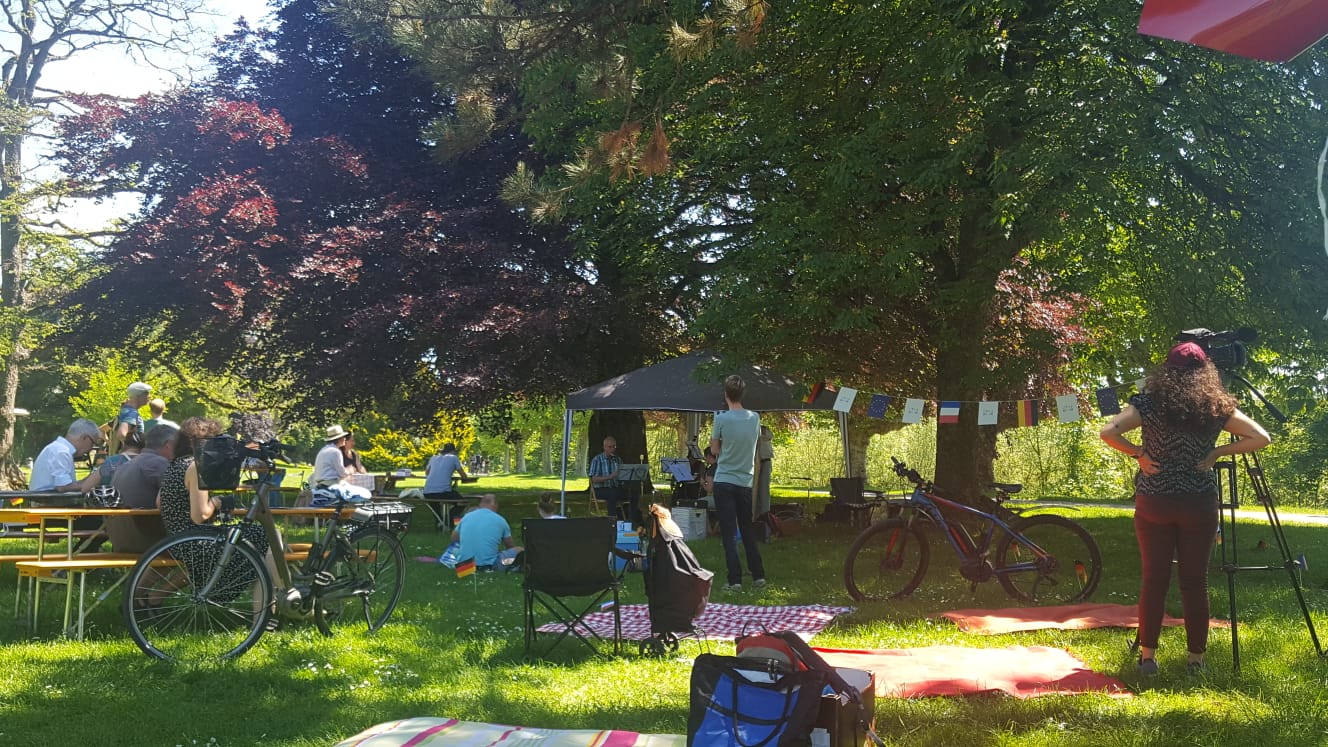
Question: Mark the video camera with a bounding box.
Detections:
[1175,327,1257,371]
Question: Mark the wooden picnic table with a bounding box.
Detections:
[4,504,346,639]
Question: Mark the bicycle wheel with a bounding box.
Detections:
[843,518,930,601]
[123,531,273,664]
[314,525,406,636]
[995,514,1102,604]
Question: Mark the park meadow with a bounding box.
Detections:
[2,474,1328,747]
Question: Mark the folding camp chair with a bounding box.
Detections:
[522,517,626,657]
[823,477,878,528]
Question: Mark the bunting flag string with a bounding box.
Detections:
[901,398,925,424]
[814,376,1143,428]
[1017,399,1040,427]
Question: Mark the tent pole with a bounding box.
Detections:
[560,409,572,515]
[839,410,852,477]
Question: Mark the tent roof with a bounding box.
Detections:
[565,351,838,412]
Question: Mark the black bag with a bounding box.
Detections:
[687,653,826,747]
[195,435,249,491]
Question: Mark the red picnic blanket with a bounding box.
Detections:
[816,645,1131,698]
[934,603,1228,635]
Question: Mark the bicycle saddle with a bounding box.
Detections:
[990,482,1022,495]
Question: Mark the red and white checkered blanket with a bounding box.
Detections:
[534,603,853,641]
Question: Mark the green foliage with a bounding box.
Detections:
[358,412,477,472]
[64,354,149,426]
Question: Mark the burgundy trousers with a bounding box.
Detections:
[1134,492,1219,654]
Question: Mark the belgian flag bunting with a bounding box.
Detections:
[1017,399,1039,427]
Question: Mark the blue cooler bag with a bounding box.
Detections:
[687,653,826,747]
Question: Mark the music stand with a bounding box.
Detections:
[660,459,694,483]
[616,464,649,481]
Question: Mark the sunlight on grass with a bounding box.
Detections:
[2,497,1328,745]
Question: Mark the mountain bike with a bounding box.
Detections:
[843,457,1101,604]
[122,438,410,664]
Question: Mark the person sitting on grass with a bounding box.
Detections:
[537,492,566,519]
[453,493,522,572]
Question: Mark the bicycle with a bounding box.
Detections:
[843,457,1102,604]
[122,438,410,663]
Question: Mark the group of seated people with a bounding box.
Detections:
[449,492,567,572]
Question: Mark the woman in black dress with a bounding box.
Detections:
[158,417,270,599]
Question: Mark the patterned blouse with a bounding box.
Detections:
[1130,393,1228,497]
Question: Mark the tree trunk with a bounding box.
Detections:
[846,418,902,482]
[513,434,527,472]
[587,411,648,466]
[540,424,553,474]
[0,130,25,488]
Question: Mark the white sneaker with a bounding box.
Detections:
[722,583,743,592]
[753,578,767,588]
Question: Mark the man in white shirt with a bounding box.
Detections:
[312,424,371,502]
[30,418,104,493]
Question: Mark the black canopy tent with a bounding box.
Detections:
[559,352,849,512]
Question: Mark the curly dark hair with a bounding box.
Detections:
[1144,361,1237,431]
[174,416,223,459]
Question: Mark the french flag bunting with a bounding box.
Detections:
[1095,387,1121,416]
[937,401,961,424]
[1017,399,1039,427]
[866,394,892,419]
[977,401,1000,426]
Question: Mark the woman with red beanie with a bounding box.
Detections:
[1100,342,1271,676]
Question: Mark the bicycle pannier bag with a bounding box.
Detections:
[687,653,826,747]
[195,435,249,491]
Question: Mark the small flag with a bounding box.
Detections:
[1017,399,1039,427]
[833,387,858,413]
[1095,387,1121,416]
[901,398,925,424]
[937,401,961,424]
[866,394,892,419]
[455,558,476,578]
[1075,560,1088,585]
[803,382,825,404]
[977,401,1000,426]
[1055,394,1080,423]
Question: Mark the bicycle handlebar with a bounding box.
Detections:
[243,439,294,465]
[890,456,927,487]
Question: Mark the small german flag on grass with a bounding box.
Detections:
[455,558,476,578]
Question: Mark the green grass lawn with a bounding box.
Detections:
[2,475,1327,746]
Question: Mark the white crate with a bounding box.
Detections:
[675,508,709,541]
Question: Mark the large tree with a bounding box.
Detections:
[338,0,1328,496]
[54,0,657,422]
[0,0,210,484]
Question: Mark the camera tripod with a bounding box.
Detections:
[1216,373,1324,673]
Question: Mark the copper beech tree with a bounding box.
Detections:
[53,0,643,423]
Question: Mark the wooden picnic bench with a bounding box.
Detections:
[18,549,312,640]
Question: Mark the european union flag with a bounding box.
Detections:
[1096,387,1121,416]
[866,394,892,419]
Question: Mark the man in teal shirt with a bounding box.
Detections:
[708,374,766,591]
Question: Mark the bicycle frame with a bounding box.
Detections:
[888,484,1050,578]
